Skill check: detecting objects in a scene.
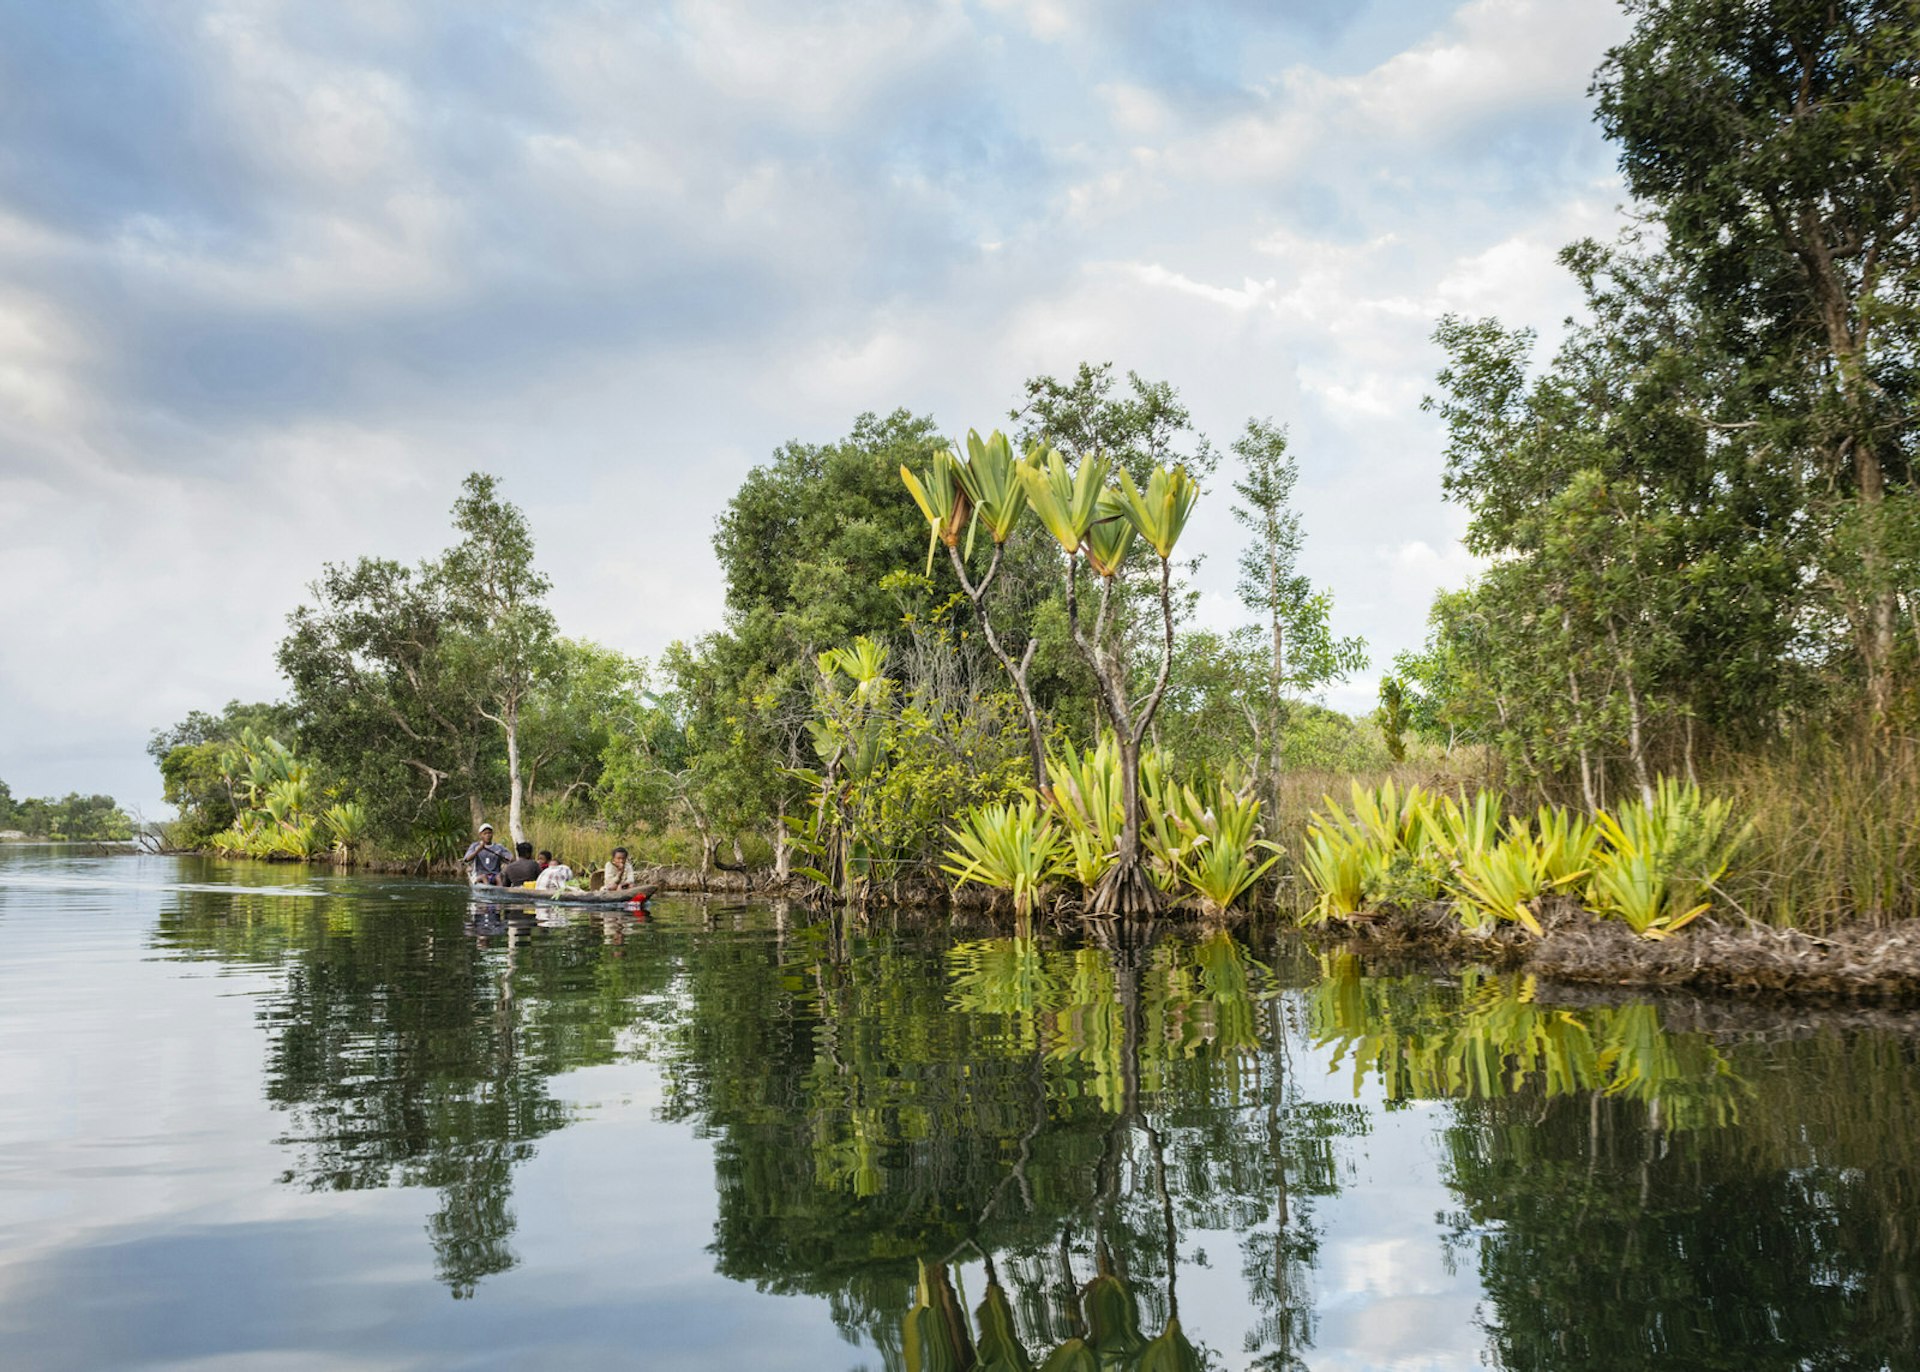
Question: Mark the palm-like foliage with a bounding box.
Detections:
[1084,488,1136,579]
[1018,449,1109,557]
[1116,463,1200,560]
[818,636,889,698]
[322,801,370,857]
[1298,821,1371,922]
[1298,780,1451,922]
[1297,778,1750,941]
[1425,791,1503,866]
[900,450,971,574]
[1045,737,1124,889]
[1588,778,1749,938]
[942,798,1063,917]
[1167,782,1280,916]
[1447,829,1583,935]
[1535,804,1600,885]
[953,429,1038,546]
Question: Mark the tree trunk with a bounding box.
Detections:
[1609,625,1654,805]
[949,542,1049,791]
[1801,210,1896,718]
[1268,549,1286,805]
[1081,560,1176,919]
[503,701,526,846]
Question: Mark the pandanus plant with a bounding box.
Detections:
[1019,451,1202,917]
[794,636,894,903]
[941,797,1062,921]
[901,430,1049,787]
[899,449,970,575]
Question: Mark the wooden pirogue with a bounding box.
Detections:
[466,884,654,906]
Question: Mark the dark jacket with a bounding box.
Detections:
[501,856,543,886]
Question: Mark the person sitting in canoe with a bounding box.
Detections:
[463,824,511,885]
[535,854,576,892]
[602,846,642,891]
[501,841,543,887]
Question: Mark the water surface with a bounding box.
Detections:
[1,849,1914,1370]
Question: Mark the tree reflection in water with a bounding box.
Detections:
[155,886,676,1297]
[153,885,1920,1365]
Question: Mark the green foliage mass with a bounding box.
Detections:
[161,379,1375,895]
[0,787,134,841]
[1408,0,1920,807]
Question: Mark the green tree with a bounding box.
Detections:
[1012,361,1215,487]
[1229,419,1367,799]
[436,472,560,845]
[279,556,489,838]
[1421,246,1803,797]
[672,411,957,860]
[148,700,298,844]
[516,640,644,813]
[9,792,135,841]
[1596,0,1920,718]
[714,409,953,645]
[278,473,561,847]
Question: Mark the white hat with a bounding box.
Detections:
[478,821,494,831]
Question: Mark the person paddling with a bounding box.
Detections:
[463,823,511,885]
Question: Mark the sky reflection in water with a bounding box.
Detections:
[0,850,1914,1370]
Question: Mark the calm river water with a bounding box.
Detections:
[0,848,1915,1370]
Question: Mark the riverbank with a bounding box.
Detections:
[153,843,1920,999]
[1317,899,1920,1000]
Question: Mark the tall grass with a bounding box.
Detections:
[515,804,775,873]
[1706,733,1920,931]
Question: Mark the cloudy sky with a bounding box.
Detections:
[1,0,1634,815]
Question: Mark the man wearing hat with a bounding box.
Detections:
[463,823,512,885]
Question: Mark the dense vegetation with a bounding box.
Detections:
[0,779,134,841]
[153,0,1920,940]
[153,364,1381,887]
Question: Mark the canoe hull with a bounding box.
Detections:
[466,884,654,906]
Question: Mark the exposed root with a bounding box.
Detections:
[1309,902,1920,1000]
[1088,861,1164,919]
[1529,914,1920,998]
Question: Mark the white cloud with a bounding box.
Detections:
[0,0,1635,811]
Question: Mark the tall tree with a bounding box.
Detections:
[1229,420,1366,798]
[436,473,558,846]
[1012,361,1215,486]
[1021,452,1201,916]
[279,556,488,833]
[1595,0,1920,717]
[1419,239,1804,795]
